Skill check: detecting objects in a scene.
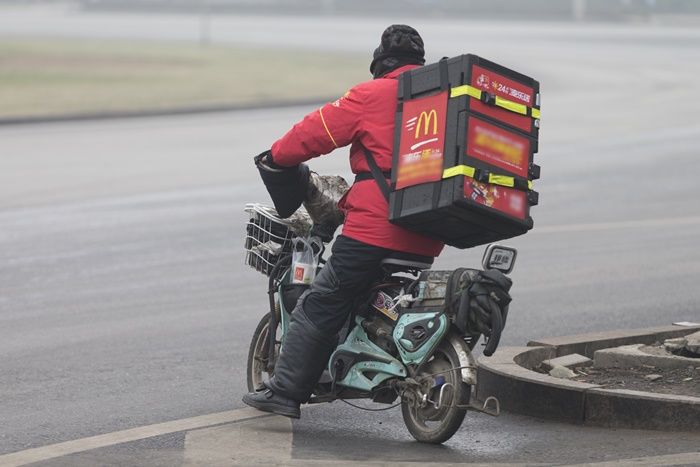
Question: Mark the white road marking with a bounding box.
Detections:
[0,407,272,467]
[184,416,546,466]
[1,406,697,466]
[183,412,699,466]
[184,415,292,466]
[568,451,700,466]
[535,215,700,234]
[234,461,547,466]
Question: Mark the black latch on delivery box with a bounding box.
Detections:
[381,54,541,249]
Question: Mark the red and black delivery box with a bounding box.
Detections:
[388,54,541,249]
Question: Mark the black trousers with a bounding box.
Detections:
[304,235,392,331]
[268,235,394,402]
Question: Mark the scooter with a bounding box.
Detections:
[244,203,514,444]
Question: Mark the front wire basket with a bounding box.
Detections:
[244,203,312,277]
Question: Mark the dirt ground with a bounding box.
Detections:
[574,365,700,397]
[0,39,368,119]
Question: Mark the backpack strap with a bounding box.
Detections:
[362,147,391,202]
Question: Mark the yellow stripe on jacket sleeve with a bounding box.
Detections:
[318,108,338,148]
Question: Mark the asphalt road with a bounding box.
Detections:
[2,8,700,465]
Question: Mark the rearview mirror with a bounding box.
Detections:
[482,244,517,274]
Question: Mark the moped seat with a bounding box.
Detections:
[380,252,434,273]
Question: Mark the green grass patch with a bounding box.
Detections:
[0,39,370,118]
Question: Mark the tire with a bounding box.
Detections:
[246,313,280,392]
[401,338,471,444]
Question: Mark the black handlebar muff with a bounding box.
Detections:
[455,272,508,356]
[482,298,503,357]
[254,150,310,219]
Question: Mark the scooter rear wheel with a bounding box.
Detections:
[246,312,280,392]
[401,340,470,444]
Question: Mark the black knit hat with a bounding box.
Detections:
[370,24,425,78]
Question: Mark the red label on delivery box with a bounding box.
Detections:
[396,91,448,190]
[464,178,527,220]
[467,117,530,178]
[470,64,535,134]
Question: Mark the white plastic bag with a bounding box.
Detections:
[291,237,322,284]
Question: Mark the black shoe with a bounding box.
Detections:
[242,388,301,419]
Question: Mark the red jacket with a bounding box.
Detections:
[271,65,444,258]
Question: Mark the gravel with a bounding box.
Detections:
[575,366,699,397]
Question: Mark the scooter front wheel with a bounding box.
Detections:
[246,312,280,392]
[401,340,470,444]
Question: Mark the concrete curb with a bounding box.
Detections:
[0,98,333,126]
[475,324,700,431]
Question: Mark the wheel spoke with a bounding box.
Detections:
[400,343,470,442]
[247,315,281,392]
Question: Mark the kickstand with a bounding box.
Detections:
[467,396,500,417]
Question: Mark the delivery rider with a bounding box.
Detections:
[242,25,444,419]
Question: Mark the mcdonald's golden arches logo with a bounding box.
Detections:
[415,109,438,139]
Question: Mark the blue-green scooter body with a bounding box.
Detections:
[278,279,449,394]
